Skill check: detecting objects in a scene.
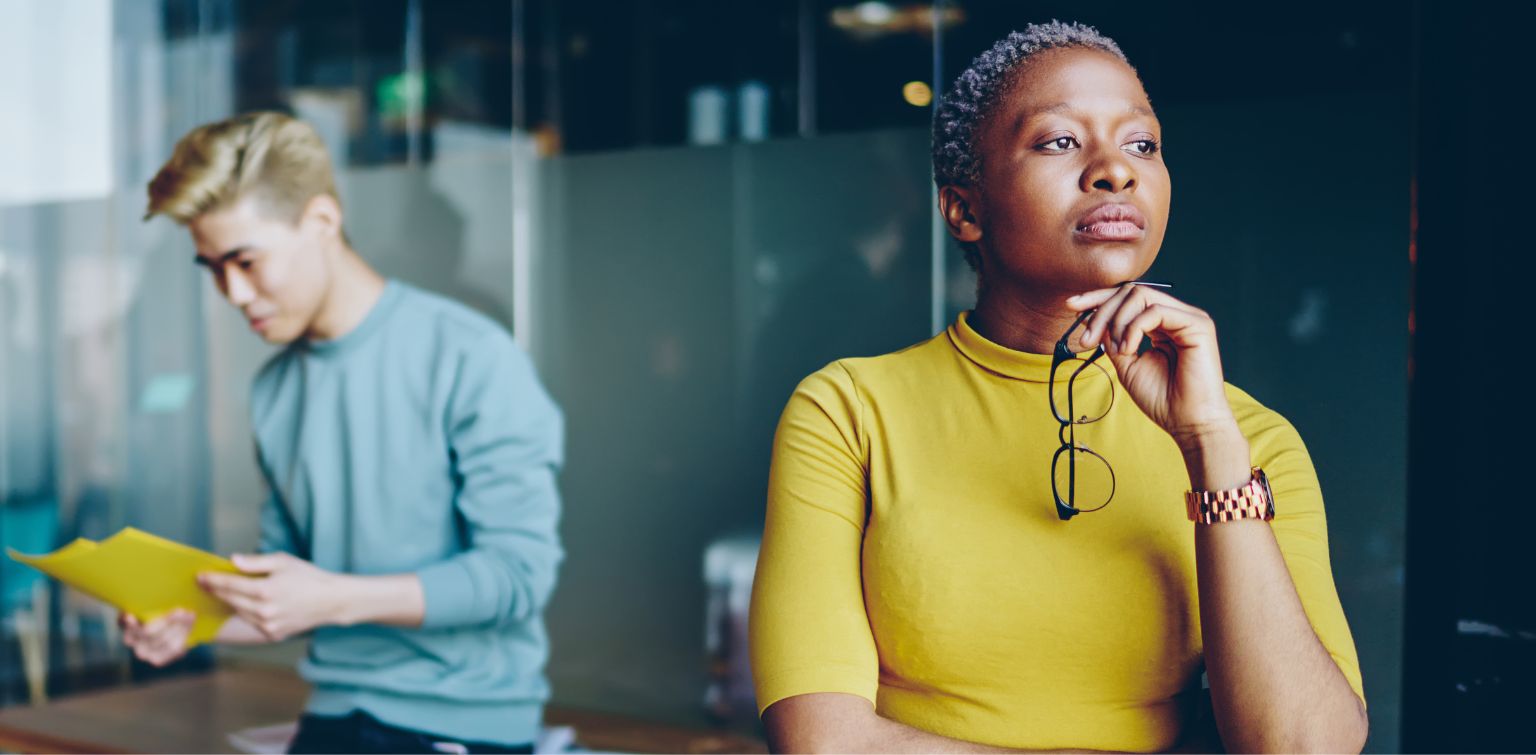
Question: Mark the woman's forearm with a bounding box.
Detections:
[1181,427,1368,753]
[763,693,1107,754]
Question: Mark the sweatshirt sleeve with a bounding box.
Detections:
[251,361,304,559]
[415,334,565,630]
[257,489,301,557]
[254,443,304,558]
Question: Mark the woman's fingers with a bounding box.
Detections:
[1073,283,1202,352]
[1109,290,1190,353]
[1081,284,1139,347]
[1068,281,1180,307]
[1118,304,1205,356]
[1065,286,1122,311]
[1105,286,1159,351]
[1132,285,1203,318]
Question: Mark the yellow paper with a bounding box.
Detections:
[6,527,241,646]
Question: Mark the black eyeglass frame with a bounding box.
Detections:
[1049,308,1117,521]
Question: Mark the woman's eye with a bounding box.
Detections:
[237,258,256,271]
[1125,139,1160,156]
[1039,136,1079,152]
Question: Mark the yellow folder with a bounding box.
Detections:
[6,527,240,646]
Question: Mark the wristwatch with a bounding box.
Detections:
[1186,466,1275,524]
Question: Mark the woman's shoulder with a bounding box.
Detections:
[802,331,954,392]
[1226,382,1295,432]
[1224,382,1316,473]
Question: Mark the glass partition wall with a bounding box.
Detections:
[1,2,1408,751]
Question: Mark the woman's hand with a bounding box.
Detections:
[120,609,195,667]
[1067,283,1237,449]
[198,552,351,641]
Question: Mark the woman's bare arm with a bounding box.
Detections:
[1072,283,1370,754]
[1185,434,1369,753]
[763,693,1107,754]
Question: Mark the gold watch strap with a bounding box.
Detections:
[1186,466,1275,524]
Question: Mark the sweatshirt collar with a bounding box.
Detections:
[302,279,403,357]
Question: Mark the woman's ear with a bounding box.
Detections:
[938,185,983,244]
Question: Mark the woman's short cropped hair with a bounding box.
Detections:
[932,20,1132,191]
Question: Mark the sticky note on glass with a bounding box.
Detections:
[7,528,240,646]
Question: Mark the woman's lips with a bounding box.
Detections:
[1074,221,1145,242]
[1073,202,1147,242]
[248,316,272,333]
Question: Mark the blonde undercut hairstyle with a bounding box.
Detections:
[144,111,341,225]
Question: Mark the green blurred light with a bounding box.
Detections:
[376,71,426,118]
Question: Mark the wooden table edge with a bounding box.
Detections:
[0,667,766,754]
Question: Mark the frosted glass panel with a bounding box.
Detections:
[346,151,518,329]
[532,131,937,720]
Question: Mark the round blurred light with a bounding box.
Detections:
[853,1,895,25]
[902,80,933,107]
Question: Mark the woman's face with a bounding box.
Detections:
[951,47,1170,298]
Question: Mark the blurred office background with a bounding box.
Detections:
[0,0,1526,752]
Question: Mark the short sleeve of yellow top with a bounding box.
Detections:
[748,311,1365,753]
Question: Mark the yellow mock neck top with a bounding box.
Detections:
[749,312,1364,752]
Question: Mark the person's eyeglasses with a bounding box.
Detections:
[1050,309,1116,521]
[1049,281,1172,521]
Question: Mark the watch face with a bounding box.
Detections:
[1257,468,1276,517]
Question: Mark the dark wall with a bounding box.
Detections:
[1404,1,1536,752]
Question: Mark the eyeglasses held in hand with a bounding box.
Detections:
[1049,281,1172,521]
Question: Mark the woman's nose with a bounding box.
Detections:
[1081,149,1137,194]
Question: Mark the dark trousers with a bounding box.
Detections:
[287,710,535,754]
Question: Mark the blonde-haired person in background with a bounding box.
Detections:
[126,112,565,755]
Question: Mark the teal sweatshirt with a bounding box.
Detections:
[250,280,564,745]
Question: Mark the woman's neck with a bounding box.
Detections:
[968,283,1087,355]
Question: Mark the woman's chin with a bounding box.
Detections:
[1077,245,1156,287]
[991,240,1157,293]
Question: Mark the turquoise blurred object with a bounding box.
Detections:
[1,494,58,611]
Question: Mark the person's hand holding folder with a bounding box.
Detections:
[7,528,274,666]
[197,551,352,642]
[116,551,349,666]
[119,609,197,667]
[12,526,429,668]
